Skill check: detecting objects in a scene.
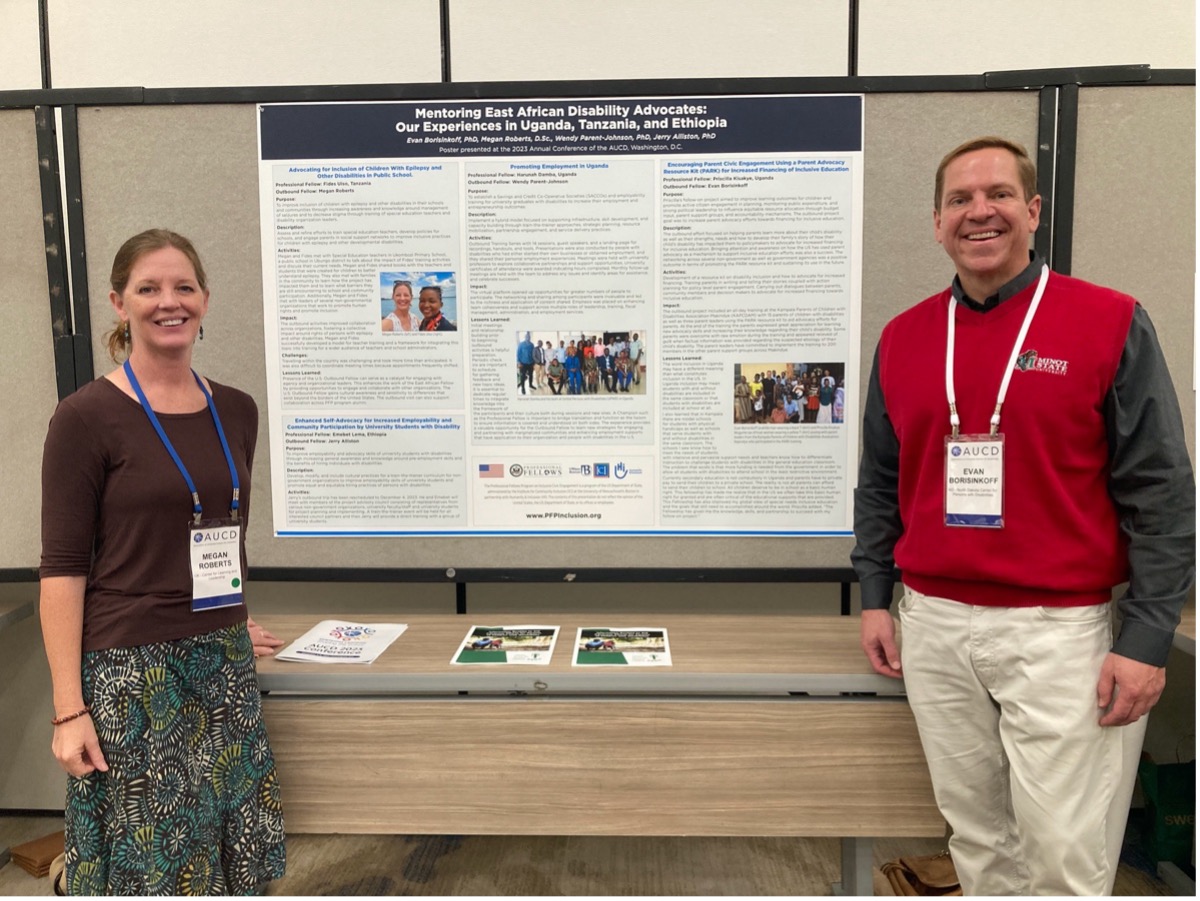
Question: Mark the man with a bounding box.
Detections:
[628,333,643,384]
[783,391,800,424]
[816,370,835,423]
[516,332,535,395]
[852,136,1194,896]
[597,348,616,392]
[532,339,546,389]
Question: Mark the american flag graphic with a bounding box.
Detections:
[478,463,504,478]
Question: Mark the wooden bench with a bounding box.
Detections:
[255,613,943,895]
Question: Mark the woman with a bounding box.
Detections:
[806,379,821,423]
[380,280,419,332]
[418,286,456,331]
[817,370,836,424]
[546,356,565,394]
[734,376,752,423]
[40,230,286,895]
[582,348,599,393]
[614,356,632,392]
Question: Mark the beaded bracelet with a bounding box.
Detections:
[51,707,91,726]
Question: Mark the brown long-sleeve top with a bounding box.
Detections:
[41,377,257,651]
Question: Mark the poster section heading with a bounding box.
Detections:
[260,95,862,160]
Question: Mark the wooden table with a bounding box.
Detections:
[256,614,942,896]
[0,598,34,634]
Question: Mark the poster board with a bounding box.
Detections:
[256,94,864,538]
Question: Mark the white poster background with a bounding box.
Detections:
[258,95,863,536]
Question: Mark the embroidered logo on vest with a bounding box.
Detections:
[1015,349,1069,376]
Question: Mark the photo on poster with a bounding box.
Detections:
[379,270,458,332]
[733,362,846,424]
[514,329,648,397]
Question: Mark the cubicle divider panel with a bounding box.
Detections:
[1073,85,1196,458]
[0,109,59,571]
[859,91,1040,390]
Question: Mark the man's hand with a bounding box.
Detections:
[861,608,903,679]
[1097,652,1165,727]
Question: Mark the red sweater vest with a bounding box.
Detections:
[878,272,1135,606]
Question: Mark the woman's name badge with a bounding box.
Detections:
[944,435,1004,528]
[189,522,245,612]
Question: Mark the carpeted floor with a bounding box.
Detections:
[0,814,1185,896]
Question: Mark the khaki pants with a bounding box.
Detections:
[899,589,1147,895]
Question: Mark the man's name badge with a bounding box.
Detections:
[189,522,245,612]
[944,435,1004,528]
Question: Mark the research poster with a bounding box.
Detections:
[257,94,864,536]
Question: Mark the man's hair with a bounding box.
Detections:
[934,136,1037,209]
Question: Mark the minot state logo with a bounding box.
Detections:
[1014,349,1068,376]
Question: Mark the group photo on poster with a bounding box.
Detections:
[515,330,647,396]
[733,362,846,424]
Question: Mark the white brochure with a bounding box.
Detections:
[275,620,408,664]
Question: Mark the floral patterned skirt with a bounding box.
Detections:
[65,622,286,895]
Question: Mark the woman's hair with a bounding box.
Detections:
[105,229,207,362]
[392,280,413,297]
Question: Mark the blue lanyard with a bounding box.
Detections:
[123,359,241,523]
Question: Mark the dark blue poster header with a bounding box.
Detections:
[260,95,862,160]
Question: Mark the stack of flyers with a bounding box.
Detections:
[573,628,671,666]
[452,625,560,664]
[275,621,408,664]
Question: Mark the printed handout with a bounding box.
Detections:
[275,620,408,664]
[452,625,560,665]
[572,627,671,666]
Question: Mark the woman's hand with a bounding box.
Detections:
[246,616,284,657]
[52,715,108,777]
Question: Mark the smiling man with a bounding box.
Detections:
[851,137,1194,895]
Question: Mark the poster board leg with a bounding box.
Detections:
[833,836,874,895]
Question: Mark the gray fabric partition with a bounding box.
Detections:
[0,87,1188,571]
[0,110,59,569]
